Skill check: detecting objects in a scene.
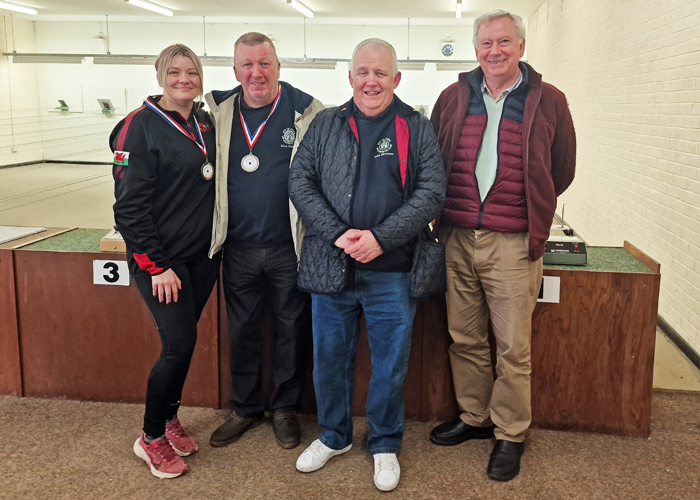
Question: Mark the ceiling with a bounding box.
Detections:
[5,1,546,23]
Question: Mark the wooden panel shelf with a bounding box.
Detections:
[0,249,22,396]
[13,250,219,407]
[4,231,660,438]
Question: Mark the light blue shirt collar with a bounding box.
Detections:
[481,70,523,103]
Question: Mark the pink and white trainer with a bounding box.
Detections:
[133,433,187,479]
[165,417,198,456]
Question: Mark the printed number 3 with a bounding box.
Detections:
[103,262,120,283]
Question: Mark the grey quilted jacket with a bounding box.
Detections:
[289,96,446,294]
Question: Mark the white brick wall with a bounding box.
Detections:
[527,0,700,354]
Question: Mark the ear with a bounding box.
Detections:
[393,71,402,89]
[348,70,354,88]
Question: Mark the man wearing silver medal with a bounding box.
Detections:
[205,32,324,450]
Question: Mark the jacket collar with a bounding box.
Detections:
[209,80,313,114]
[334,95,417,118]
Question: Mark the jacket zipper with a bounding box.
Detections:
[349,130,360,227]
[474,129,485,228]
[404,134,413,202]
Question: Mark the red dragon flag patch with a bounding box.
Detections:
[114,151,129,166]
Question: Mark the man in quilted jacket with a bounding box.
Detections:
[289,38,445,492]
[430,10,576,481]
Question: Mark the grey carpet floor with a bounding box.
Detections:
[1,392,699,500]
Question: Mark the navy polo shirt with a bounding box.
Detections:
[227,89,296,246]
[352,99,412,272]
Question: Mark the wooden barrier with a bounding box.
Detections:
[0,249,22,396]
[13,250,219,407]
[530,267,660,437]
[5,242,660,437]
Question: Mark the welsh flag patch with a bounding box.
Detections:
[114,151,129,166]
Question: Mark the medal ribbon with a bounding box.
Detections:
[144,97,208,157]
[238,86,282,151]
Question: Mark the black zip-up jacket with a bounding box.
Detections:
[289,96,446,294]
[110,96,216,276]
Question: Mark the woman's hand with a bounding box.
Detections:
[151,269,182,304]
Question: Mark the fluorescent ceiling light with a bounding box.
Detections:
[287,0,314,18]
[436,62,477,72]
[94,56,157,65]
[125,0,174,17]
[455,1,462,19]
[13,55,84,64]
[398,62,425,71]
[200,57,235,67]
[282,61,335,70]
[0,1,38,15]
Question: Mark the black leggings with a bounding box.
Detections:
[133,253,221,438]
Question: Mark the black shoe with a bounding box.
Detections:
[487,440,524,481]
[210,413,264,448]
[272,412,301,449]
[429,419,495,446]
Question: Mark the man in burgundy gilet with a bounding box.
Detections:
[429,10,576,481]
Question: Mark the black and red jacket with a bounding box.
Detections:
[110,96,216,276]
[289,96,446,294]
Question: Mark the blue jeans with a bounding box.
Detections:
[311,270,417,455]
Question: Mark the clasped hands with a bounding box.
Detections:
[335,229,383,263]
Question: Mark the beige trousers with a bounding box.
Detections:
[441,225,543,442]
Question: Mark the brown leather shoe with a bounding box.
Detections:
[209,413,264,448]
[272,412,301,449]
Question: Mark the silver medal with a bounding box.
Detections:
[201,162,214,180]
[241,154,260,172]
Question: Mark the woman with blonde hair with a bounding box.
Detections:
[110,44,219,478]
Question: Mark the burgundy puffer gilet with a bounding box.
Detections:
[441,69,530,233]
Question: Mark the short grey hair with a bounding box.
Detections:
[351,38,398,75]
[155,44,204,100]
[472,10,526,48]
[234,32,279,65]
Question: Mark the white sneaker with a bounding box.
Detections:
[296,439,352,472]
[373,453,400,492]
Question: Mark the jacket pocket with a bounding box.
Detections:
[410,230,447,300]
[297,235,349,294]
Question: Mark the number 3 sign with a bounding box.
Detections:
[93,260,130,286]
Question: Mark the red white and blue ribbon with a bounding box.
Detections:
[144,96,207,157]
[238,86,282,151]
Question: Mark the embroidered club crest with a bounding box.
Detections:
[282,128,296,145]
[114,151,129,166]
[376,138,392,153]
